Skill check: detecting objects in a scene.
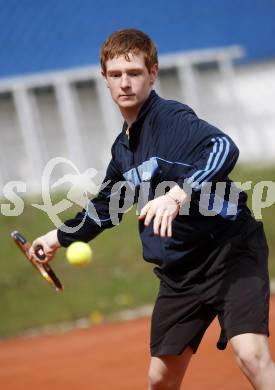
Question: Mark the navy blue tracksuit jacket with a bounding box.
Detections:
[57,90,251,273]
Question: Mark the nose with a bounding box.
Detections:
[120,73,130,89]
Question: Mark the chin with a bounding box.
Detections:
[118,100,139,108]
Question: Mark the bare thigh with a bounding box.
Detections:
[230,333,272,362]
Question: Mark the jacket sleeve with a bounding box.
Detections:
[157,107,239,192]
[57,157,128,247]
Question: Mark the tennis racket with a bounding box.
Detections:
[11,230,63,291]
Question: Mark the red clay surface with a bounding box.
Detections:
[1,296,274,390]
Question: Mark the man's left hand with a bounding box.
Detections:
[138,194,180,237]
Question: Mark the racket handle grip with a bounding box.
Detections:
[34,245,46,261]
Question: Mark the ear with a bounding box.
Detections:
[101,71,110,89]
[149,63,159,85]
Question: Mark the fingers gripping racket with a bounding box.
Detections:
[11,231,63,292]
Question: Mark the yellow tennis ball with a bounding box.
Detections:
[66,242,92,266]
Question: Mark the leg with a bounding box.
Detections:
[230,333,275,390]
[148,346,193,390]
[149,279,215,389]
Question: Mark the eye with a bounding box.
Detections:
[109,73,121,78]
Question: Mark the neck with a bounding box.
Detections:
[120,89,153,126]
[120,105,141,126]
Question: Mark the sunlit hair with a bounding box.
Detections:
[100,28,158,75]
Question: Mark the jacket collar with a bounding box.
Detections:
[134,89,158,123]
[121,90,158,148]
[121,90,158,136]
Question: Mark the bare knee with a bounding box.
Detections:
[148,366,181,389]
[235,347,267,375]
[231,334,272,377]
[148,349,193,390]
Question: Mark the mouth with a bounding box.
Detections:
[119,94,135,98]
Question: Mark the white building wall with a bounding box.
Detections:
[0,47,274,194]
[191,60,275,163]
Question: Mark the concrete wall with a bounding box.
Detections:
[0,51,274,194]
[188,61,275,163]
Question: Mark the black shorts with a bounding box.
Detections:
[150,222,270,356]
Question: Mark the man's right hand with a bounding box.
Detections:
[29,229,61,263]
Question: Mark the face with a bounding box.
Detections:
[103,51,158,113]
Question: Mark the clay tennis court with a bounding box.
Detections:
[1,295,274,389]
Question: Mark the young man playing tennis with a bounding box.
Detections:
[30,29,275,389]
